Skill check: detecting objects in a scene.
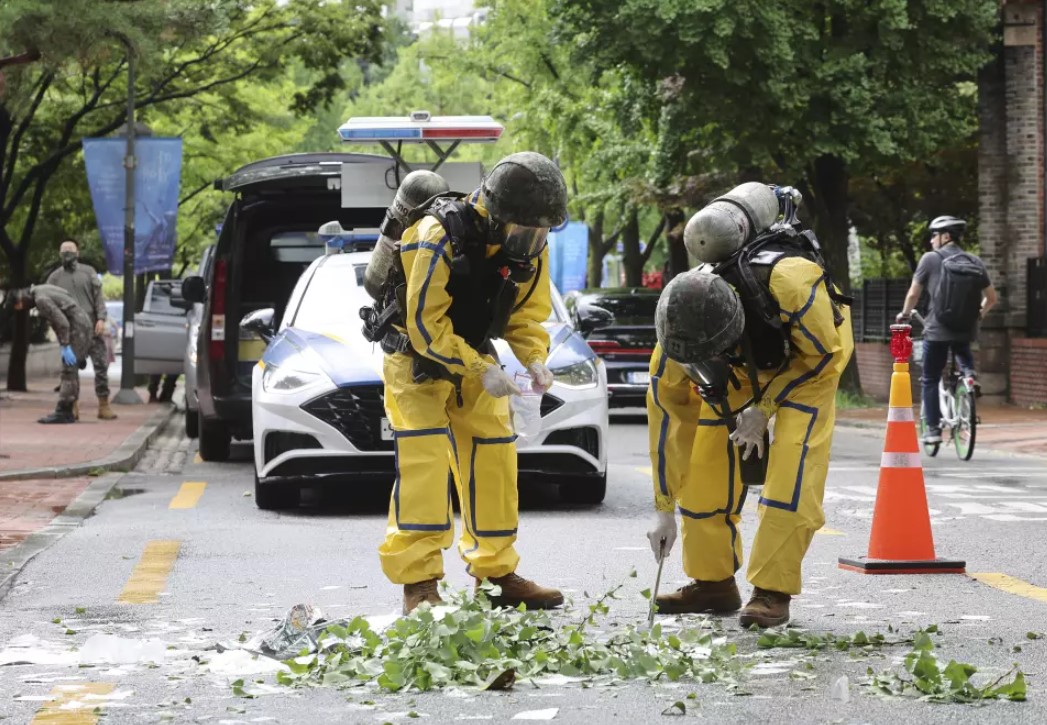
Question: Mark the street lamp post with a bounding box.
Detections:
[112,41,142,405]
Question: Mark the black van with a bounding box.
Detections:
[182,152,388,461]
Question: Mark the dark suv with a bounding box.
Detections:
[181,153,388,461]
[564,288,660,408]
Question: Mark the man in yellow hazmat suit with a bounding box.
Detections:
[373,152,567,614]
[646,183,853,627]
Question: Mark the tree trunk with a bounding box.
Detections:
[5,244,29,391]
[586,208,605,288]
[620,208,642,287]
[806,154,862,395]
[664,207,688,281]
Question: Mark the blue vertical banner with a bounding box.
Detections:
[83,137,183,275]
[547,221,589,294]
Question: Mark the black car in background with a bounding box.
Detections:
[564,288,660,409]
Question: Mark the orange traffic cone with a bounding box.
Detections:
[839,323,965,575]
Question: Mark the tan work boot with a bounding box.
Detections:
[478,573,564,610]
[403,579,443,615]
[654,577,741,615]
[739,587,791,628]
[72,401,80,421]
[97,396,118,420]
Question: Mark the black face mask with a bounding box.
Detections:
[61,252,78,269]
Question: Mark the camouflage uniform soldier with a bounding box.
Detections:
[12,285,93,424]
[46,239,117,420]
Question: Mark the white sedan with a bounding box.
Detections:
[246,251,609,510]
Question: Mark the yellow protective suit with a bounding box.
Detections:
[647,256,854,595]
[378,194,551,585]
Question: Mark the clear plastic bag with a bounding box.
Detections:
[510,372,543,439]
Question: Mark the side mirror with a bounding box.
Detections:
[182,276,206,304]
[577,303,614,336]
[240,307,276,343]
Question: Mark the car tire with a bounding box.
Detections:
[559,473,607,505]
[185,407,199,439]
[198,412,231,461]
[254,470,299,511]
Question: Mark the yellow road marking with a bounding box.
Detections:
[31,683,115,724]
[193,453,203,464]
[118,540,180,604]
[169,482,206,509]
[970,573,1047,604]
[816,527,844,536]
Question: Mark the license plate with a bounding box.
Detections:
[626,371,650,385]
[380,418,394,441]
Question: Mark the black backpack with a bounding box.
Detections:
[934,250,987,332]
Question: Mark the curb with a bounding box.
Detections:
[0,406,175,482]
[836,418,1047,461]
[0,471,126,601]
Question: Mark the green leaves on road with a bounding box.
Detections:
[867,629,1027,703]
[275,583,742,693]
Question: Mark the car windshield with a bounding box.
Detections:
[292,258,565,332]
[588,292,657,326]
[291,262,370,333]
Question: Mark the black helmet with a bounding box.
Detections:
[929,215,967,241]
[655,270,744,364]
[481,152,567,228]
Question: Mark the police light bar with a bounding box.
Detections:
[338,111,504,143]
[319,221,380,255]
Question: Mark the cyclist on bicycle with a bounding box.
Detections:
[897,215,997,444]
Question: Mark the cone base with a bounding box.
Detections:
[838,556,966,575]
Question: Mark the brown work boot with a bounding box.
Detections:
[654,577,741,615]
[403,579,443,615]
[479,573,564,610]
[97,396,118,420]
[739,587,792,628]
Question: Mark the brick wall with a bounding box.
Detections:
[855,342,922,403]
[1010,337,1047,406]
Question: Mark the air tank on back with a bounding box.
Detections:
[363,170,451,299]
[683,182,780,264]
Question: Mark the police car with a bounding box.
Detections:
[246,249,609,511]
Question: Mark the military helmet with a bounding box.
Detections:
[655,269,745,363]
[481,152,567,228]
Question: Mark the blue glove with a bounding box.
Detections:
[60,345,77,366]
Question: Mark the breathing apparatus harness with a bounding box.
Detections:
[359,193,544,401]
[693,190,852,421]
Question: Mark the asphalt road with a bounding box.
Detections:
[1,411,1045,724]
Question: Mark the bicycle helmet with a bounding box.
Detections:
[928,215,967,241]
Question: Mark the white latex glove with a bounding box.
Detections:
[646,510,677,562]
[729,406,769,461]
[527,361,554,394]
[481,364,521,398]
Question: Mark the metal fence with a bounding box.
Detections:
[851,278,912,342]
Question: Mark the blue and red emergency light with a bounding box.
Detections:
[338,112,504,144]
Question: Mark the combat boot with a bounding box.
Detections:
[38,404,76,425]
[654,577,741,615]
[739,587,791,628]
[97,396,118,420]
[479,573,564,610]
[403,579,443,615]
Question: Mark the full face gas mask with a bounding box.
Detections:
[61,251,78,269]
[490,220,548,283]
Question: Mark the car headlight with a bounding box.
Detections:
[261,361,324,393]
[551,358,598,389]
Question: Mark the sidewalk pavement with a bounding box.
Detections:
[0,376,176,556]
[837,402,1047,458]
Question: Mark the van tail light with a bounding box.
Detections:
[588,339,654,356]
[588,340,621,354]
[209,258,228,362]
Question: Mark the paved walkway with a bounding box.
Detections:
[0,374,174,553]
[838,402,1047,458]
